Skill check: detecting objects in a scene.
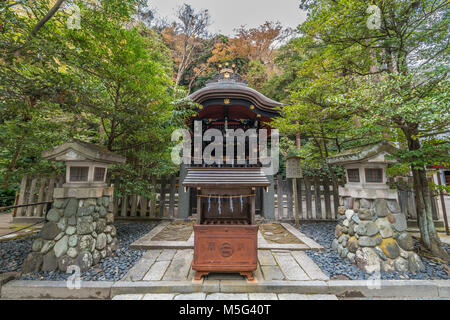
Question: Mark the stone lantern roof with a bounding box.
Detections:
[42,139,126,164]
[327,141,399,165]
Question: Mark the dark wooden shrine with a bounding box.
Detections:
[182,64,281,280]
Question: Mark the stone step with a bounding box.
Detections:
[2,279,449,299]
[112,293,339,300]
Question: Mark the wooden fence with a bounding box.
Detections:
[113,176,178,219]
[11,174,64,218]
[274,175,339,221]
[10,173,443,223]
[391,177,440,221]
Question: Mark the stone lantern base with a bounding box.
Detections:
[22,186,117,273]
[332,196,425,274]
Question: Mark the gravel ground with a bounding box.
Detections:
[1,221,156,281]
[3,220,448,282]
[297,222,450,280]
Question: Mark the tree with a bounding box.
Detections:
[0,0,187,196]
[0,0,78,187]
[161,4,211,87]
[277,0,449,259]
[207,22,292,92]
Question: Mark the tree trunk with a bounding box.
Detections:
[405,131,449,260]
[2,135,25,188]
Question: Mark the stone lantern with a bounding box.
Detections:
[22,140,126,273]
[42,139,126,190]
[328,141,399,203]
[326,141,424,274]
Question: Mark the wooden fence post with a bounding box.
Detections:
[25,177,37,217]
[168,175,176,218]
[121,195,128,217]
[130,194,137,217]
[323,177,332,220]
[160,177,167,217]
[150,177,157,217]
[313,176,322,219]
[276,175,283,220]
[296,178,304,220]
[16,175,28,217]
[140,196,148,218]
[292,177,299,227]
[304,176,313,220]
[35,177,47,216]
[286,178,293,219]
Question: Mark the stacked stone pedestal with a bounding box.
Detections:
[23,187,117,273]
[332,197,425,274]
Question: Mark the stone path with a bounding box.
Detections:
[0,213,41,240]
[151,221,193,242]
[259,223,303,244]
[112,293,338,300]
[130,222,323,251]
[122,248,329,282]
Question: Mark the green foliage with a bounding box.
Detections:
[0,0,187,196]
[246,60,268,92]
[272,0,449,178]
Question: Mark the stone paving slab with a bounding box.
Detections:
[187,265,196,281]
[281,223,324,251]
[272,252,309,281]
[143,260,171,281]
[257,231,269,244]
[278,293,338,300]
[258,250,277,266]
[254,263,264,281]
[143,293,176,300]
[133,221,170,243]
[277,293,310,300]
[122,250,161,281]
[248,293,278,300]
[290,251,329,281]
[2,280,450,299]
[157,249,177,261]
[111,293,337,300]
[261,265,285,281]
[174,292,206,300]
[151,222,193,242]
[163,249,193,281]
[206,293,249,300]
[1,280,113,299]
[327,280,441,298]
[124,248,326,283]
[219,280,329,294]
[112,294,144,300]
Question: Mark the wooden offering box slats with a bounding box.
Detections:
[183,168,270,280]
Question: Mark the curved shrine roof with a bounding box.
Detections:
[187,69,282,116]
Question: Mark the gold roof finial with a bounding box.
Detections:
[219,62,235,79]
